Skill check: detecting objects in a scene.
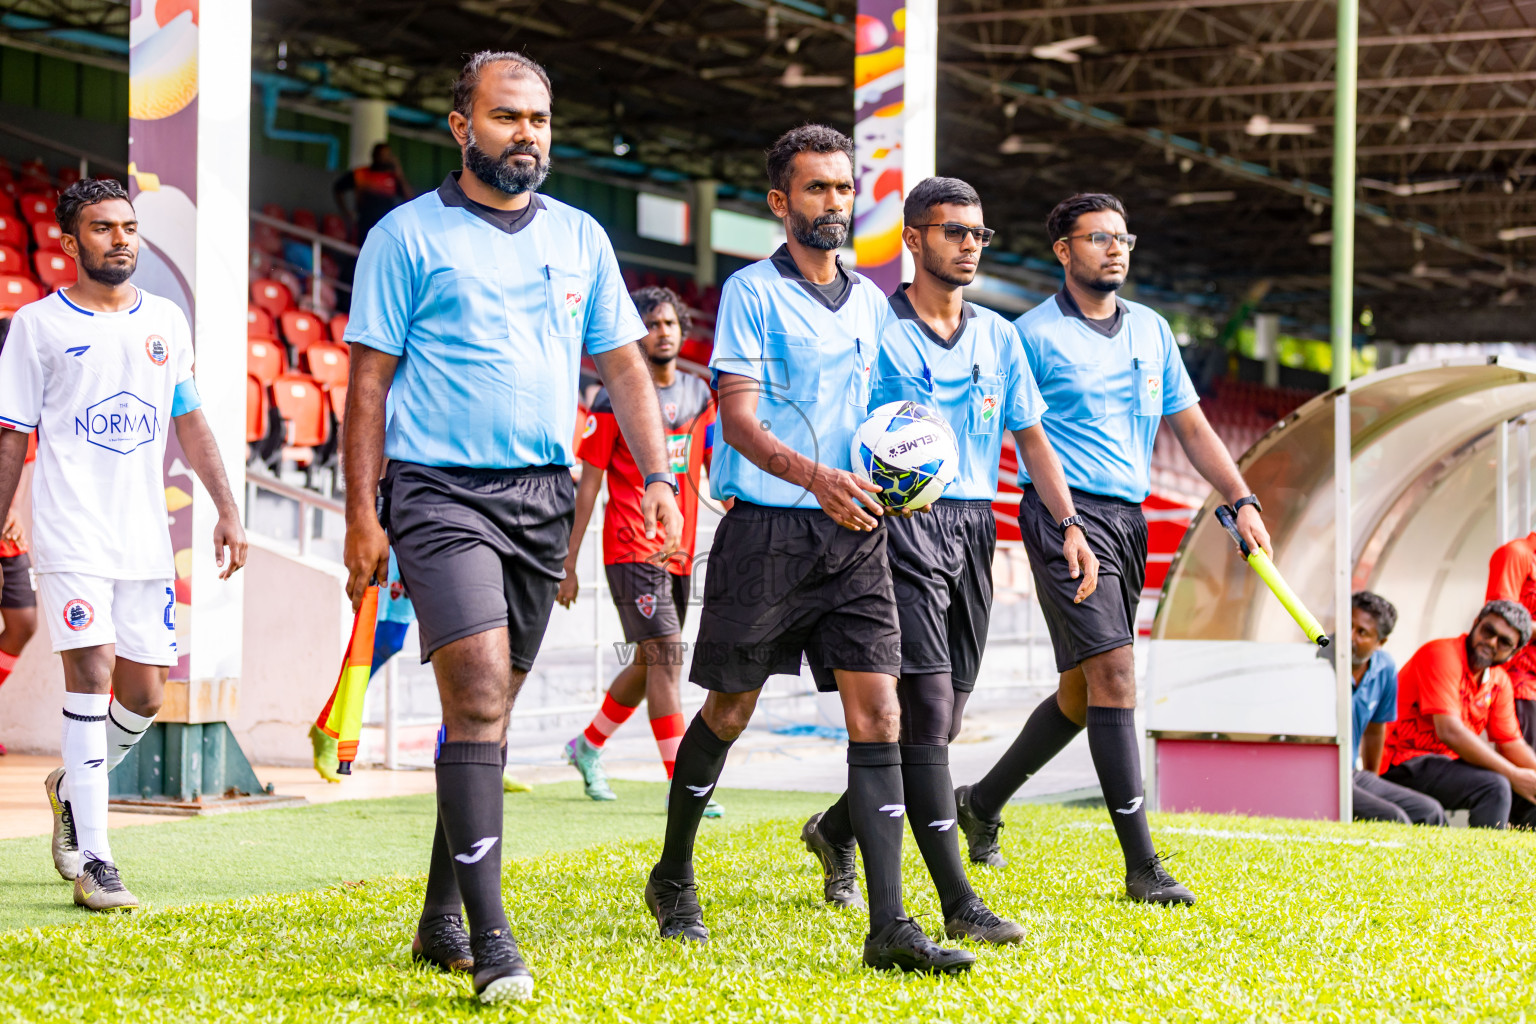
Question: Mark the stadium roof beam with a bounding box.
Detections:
[939,0,1314,24]
[1067,71,1536,104]
[966,28,1536,62]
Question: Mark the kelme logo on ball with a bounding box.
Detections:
[145,334,169,365]
[981,395,998,422]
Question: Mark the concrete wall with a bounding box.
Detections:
[232,537,351,766]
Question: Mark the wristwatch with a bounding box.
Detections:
[1233,494,1263,515]
[1059,514,1087,534]
[644,472,680,496]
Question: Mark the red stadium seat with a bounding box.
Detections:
[0,274,40,312]
[0,245,28,278]
[253,223,284,256]
[56,166,81,187]
[304,342,348,390]
[279,309,325,352]
[261,203,287,222]
[246,375,267,444]
[328,313,349,343]
[321,214,349,241]
[291,208,318,231]
[247,338,288,388]
[270,373,329,449]
[17,192,55,225]
[247,304,275,339]
[0,214,24,249]
[250,277,293,320]
[33,251,75,290]
[32,220,63,252]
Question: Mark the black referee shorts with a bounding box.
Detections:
[384,462,575,668]
[606,561,690,643]
[0,553,35,609]
[1018,485,1145,673]
[690,501,901,694]
[887,499,996,692]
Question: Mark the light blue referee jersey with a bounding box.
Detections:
[345,174,646,469]
[708,246,886,508]
[870,285,1045,500]
[1015,290,1199,503]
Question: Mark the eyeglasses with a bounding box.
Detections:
[913,223,995,246]
[1059,231,1137,251]
[1474,619,1521,651]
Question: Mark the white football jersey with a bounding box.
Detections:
[0,288,198,579]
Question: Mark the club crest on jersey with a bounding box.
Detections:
[75,391,157,454]
[62,599,94,632]
[145,334,169,366]
[581,413,598,440]
[564,290,584,319]
[1145,376,1161,401]
[635,593,657,619]
[667,433,689,473]
[663,401,678,422]
[980,395,999,422]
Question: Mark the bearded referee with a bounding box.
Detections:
[800,177,1097,944]
[342,52,680,1004]
[643,126,972,975]
[954,193,1272,905]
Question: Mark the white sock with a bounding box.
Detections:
[105,700,156,772]
[61,692,111,864]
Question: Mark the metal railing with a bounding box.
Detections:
[244,469,345,558]
[0,118,127,180]
[249,210,360,312]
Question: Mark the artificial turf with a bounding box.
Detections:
[5,796,1536,1022]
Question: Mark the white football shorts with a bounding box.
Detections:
[37,572,178,665]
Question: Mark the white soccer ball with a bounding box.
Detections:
[850,400,960,511]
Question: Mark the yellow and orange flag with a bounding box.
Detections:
[313,585,379,775]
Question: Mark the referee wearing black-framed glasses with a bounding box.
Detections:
[954,192,1273,906]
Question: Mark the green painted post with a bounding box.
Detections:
[1330,0,1359,389]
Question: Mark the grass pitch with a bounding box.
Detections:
[3,794,1536,1022]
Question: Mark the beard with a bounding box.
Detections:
[788,209,849,251]
[1069,259,1124,294]
[646,349,677,368]
[464,126,550,196]
[79,247,135,287]
[921,247,976,288]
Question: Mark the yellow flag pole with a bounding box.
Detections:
[1213,505,1330,647]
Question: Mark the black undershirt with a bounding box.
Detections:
[465,195,538,234]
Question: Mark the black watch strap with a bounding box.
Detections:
[644,472,680,495]
[1059,514,1087,533]
[1233,494,1263,515]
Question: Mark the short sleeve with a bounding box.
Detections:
[0,311,43,433]
[344,225,415,357]
[1370,653,1398,724]
[581,220,646,356]
[708,276,766,387]
[174,304,195,385]
[1002,326,1046,431]
[1410,642,1464,717]
[1160,316,1199,415]
[1487,541,1530,602]
[578,410,619,470]
[1489,673,1522,744]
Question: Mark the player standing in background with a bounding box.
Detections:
[333,142,413,246]
[342,52,680,1003]
[643,126,973,974]
[1486,529,1536,751]
[0,178,247,910]
[557,286,720,815]
[800,177,1097,944]
[954,193,1272,906]
[0,321,39,753]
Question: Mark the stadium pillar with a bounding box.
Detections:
[1329,0,1359,389]
[1333,392,1353,823]
[349,99,391,169]
[853,0,937,294]
[116,1,272,807]
[1255,312,1280,389]
[692,178,717,287]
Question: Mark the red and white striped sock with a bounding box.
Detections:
[0,649,16,689]
[582,693,638,749]
[650,713,686,779]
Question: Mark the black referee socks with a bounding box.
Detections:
[435,740,510,939]
[847,741,907,932]
[655,714,734,881]
[900,743,975,917]
[1086,706,1156,870]
[970,693,1083,822]
[420,742,506,925]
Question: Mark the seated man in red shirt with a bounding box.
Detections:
[1380,600,1536,829]
[1486,531,1536,750]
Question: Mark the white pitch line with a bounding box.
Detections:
[1062,821,1405,849]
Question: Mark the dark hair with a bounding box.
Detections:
[1352,591,1397,639]
[766,124,854,195]
[56,178,132,236]
[371,142,391,163]
[1480,599,1533,649]
[453,51,553,120]
[1046,192,1127,245]
[631,285,691,336]
[904,176,981,226]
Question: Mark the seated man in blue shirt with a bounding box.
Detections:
[1349,591,1445,825]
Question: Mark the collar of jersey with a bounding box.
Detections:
[768,244,858,313]
[1054,287,1127,337]
[56,286,143,317]
[888,283,973,351]
[437,172,544,236]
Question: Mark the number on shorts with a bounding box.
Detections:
[164,586,175,631]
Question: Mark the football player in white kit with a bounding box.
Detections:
[0,178,247,911]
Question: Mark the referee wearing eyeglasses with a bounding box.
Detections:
[954,193,1273,906]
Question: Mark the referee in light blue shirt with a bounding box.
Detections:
[643,126,971,976]
[800,176,1098,948]
[341,52,681,1006]
[956,193,1275,908]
